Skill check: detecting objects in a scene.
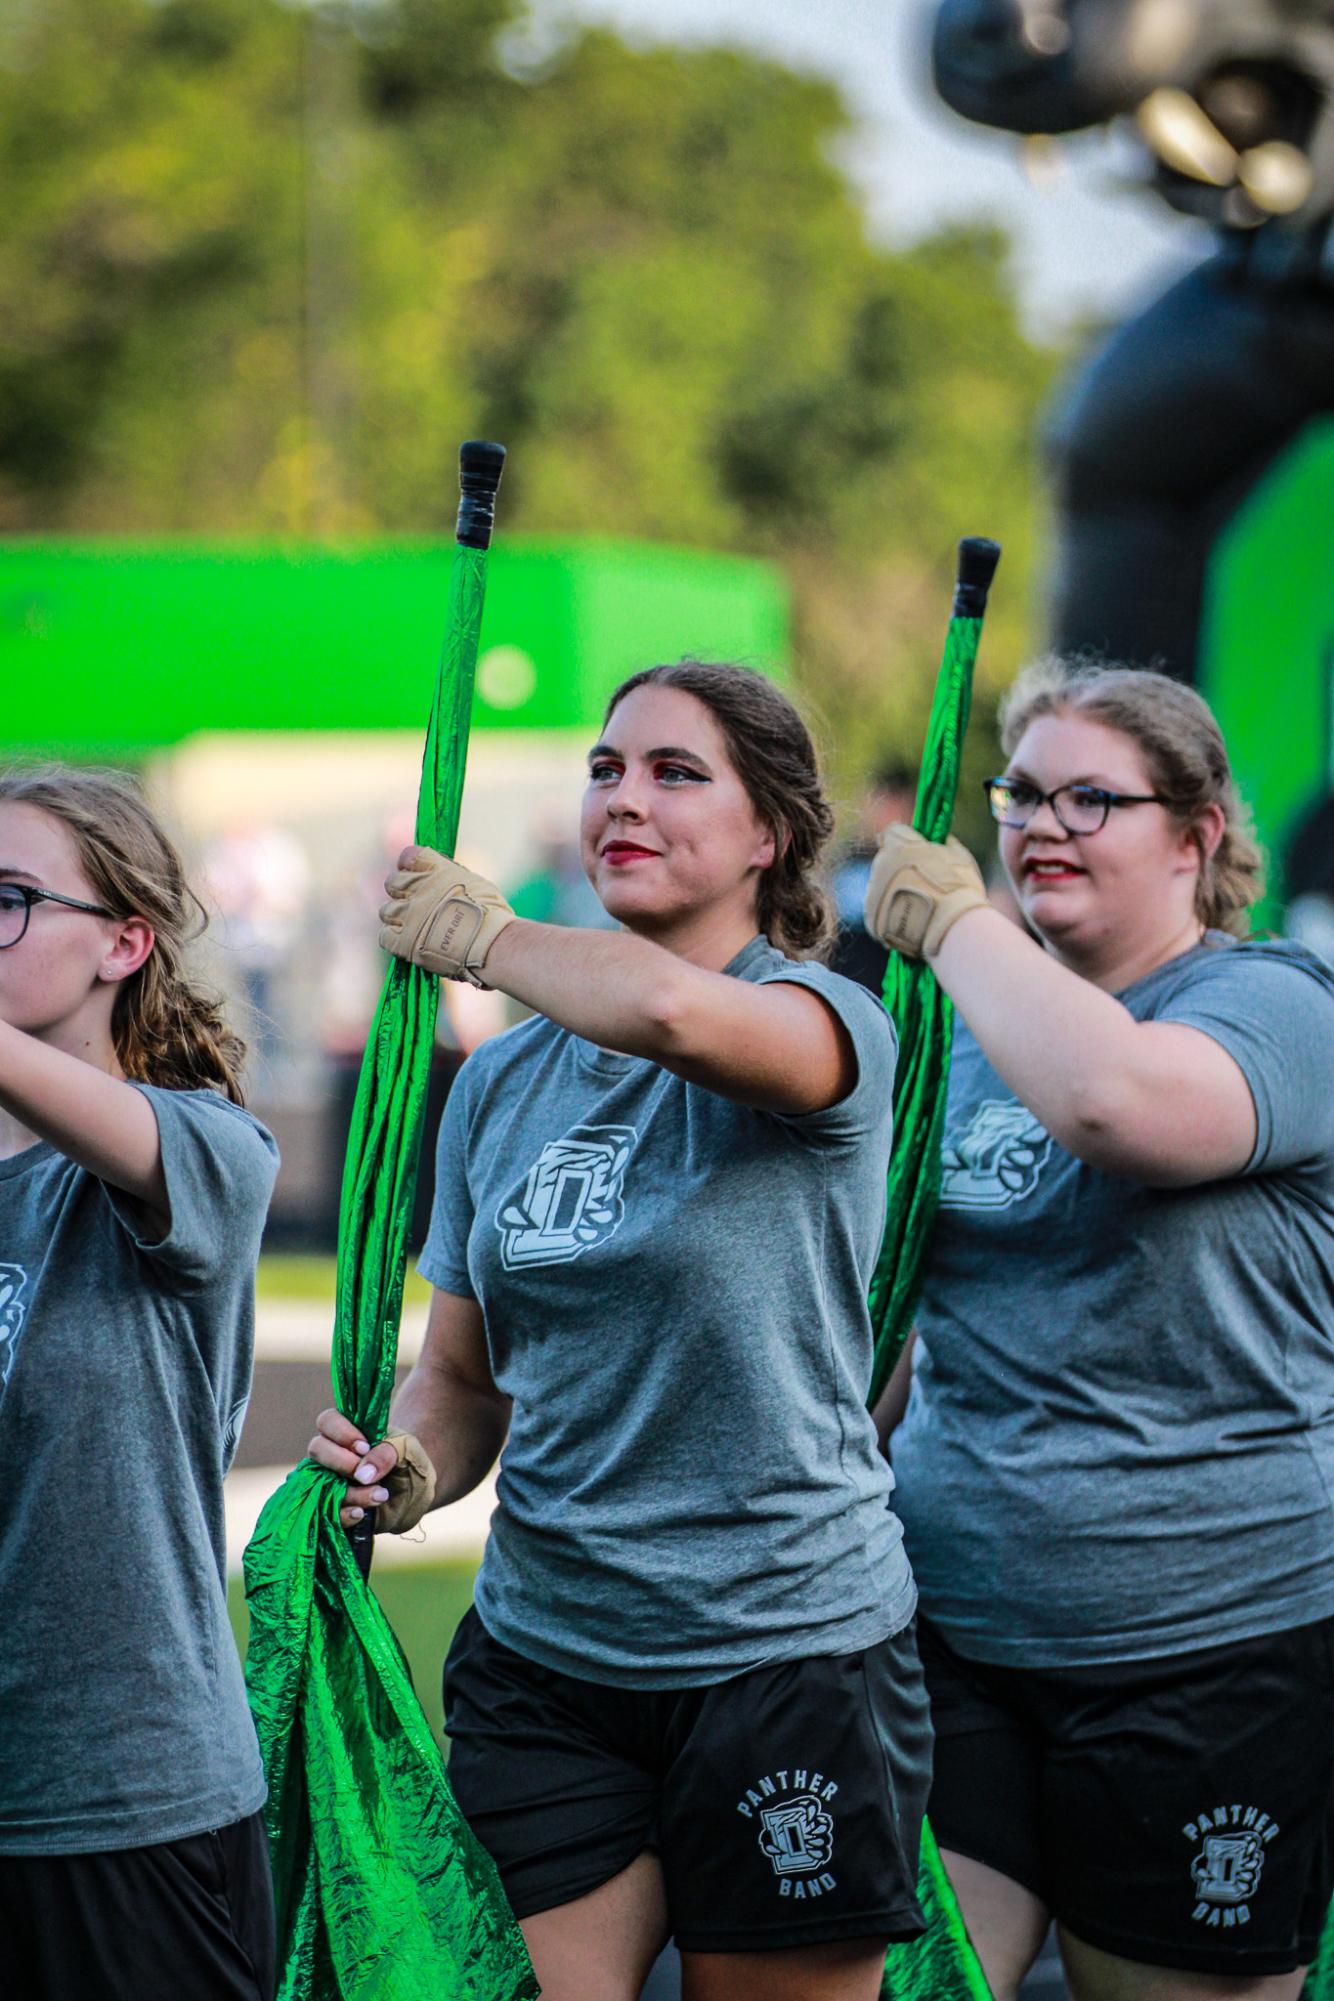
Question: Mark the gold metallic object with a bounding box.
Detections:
[1239,141,1315,215]
[1138,85,1238,186]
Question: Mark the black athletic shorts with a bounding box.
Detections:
[443,1606,934,1952]
[6,1810,275,2001]
[919,1611,1334,1976]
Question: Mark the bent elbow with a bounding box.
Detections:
[1058,1073,1188,1183]
[1057,1073,1141,1172]
[1065,1073,1118,1148]
[641,971,696,1057]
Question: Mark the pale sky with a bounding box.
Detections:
[531,0,1212,335]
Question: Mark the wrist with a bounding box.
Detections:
[476,914,532,994]
[929,898,1005,973]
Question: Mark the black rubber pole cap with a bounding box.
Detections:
[459,439,506,495]
[953,535,1001,616]
[456,440,507,549]
[956,536,1008,612]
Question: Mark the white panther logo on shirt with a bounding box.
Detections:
[0,1262,30,1392]
[940,1098,1053,1211]
[495,1124,638,1270]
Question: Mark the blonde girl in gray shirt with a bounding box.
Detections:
[0,767,278,2001]
[866,663,1334,2001]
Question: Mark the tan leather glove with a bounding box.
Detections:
[373,1428,438,1536]
[864,825,988,960]
[378,849,515,988]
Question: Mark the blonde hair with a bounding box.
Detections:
[999,659,1264,937]
[0,764,248,1102]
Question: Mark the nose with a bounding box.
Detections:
[604,767,648,822]
[1022,795,1070,840]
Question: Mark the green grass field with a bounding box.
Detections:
[256,1254,432,1309]
[227,1559,479,1745]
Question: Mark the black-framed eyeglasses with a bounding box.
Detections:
[982,777,1176,836]
[0,882,117,950]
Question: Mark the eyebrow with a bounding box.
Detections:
[0,869,40,883]
[587,743,714,773]
[1003,770,1125,788]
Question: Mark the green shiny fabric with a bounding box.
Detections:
[872,609,994,2001]
[243,542,539,2001]
[1306,1916,1334,1997]
[867,611,979,1408]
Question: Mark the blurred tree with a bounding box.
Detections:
[0,0,1055,794]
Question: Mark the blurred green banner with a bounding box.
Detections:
[1,538,787,753]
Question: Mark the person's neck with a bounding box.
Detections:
[630,903,761,973]
[1046,911,1208,993]
[0,1013,123,1160]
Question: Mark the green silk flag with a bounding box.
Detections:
[874,540,1000,2001]
[867,540,998,1404]
[1306,1911,1334,1997]
[243,444,539,2001]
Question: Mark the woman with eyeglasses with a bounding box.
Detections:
[863,660,1334,2001]
[0,766,279,2001]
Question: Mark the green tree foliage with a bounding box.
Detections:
[0,0,1055,795]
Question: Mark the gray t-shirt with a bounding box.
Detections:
[0,1085,278,1853]
[894,937,1334,1667]
[419,933,915,1686]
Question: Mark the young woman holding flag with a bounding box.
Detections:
[310,661,932,2001]
[0,766,279,1999]
[865,661,1334,2001]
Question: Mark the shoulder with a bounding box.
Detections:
[135,1083,278,1167]
[1139,936,1334,1021]
[1139,938,1334,1175]
[110,1085,278,1274]
[747,941,897,1050]
[744,941,896,1146]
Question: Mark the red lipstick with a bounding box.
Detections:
[601,841,659,865]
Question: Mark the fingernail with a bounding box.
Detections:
[353,1441,369,1456]
[348,1507,365,1523]
[369,1487,389,1505]
[356,1462,379,1483]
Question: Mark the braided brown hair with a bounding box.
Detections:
[999,660,1265,937]
[603,661,837,959]
[0,764,248,1102]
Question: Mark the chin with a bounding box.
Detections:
[0,1009,57,1038]
[1021,892,1086,941]
[596,883,669,929]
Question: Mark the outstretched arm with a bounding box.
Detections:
[378,849,857,1116]
[930,906,1255,1185]
[864,831,1256,1187]
[484,919,856,1115]
[0,1019,167,1222]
